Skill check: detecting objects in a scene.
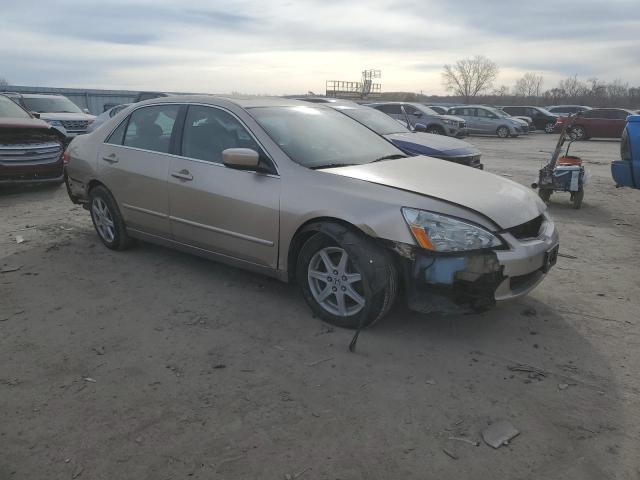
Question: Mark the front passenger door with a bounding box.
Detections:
[168,105,280,269]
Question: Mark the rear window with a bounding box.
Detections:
[21,96,83,114]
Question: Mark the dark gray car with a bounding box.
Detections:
[366,102,468,138]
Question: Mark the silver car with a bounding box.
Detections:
[366,102,468,138]
[447,105,527,138]
[65,96,559,328]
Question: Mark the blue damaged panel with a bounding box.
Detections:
[424,257,467,285]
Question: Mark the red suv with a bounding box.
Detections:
[0,94,65,185]
[555,108,634,140]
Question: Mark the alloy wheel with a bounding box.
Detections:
[307,246,365,316]
[91,197,115,243]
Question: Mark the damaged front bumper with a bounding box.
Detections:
[392,218,559,314]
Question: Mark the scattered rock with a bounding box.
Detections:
[213,364,226,369]
[83,377,97,383]
[482,420,520,449]
[92,346,105,356]
[15,235,25,244]
[558,383,570,390]
[425,379,437,385]
[521,307,537,317]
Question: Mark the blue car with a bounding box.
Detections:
[612,115,640,189]
[297,98,482,168]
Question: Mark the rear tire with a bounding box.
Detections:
[538,189,552,202]
[296,226,397,329]
[89,185,133,251]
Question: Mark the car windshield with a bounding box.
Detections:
[335,106,408,135]
[486,107,509,117]
[0,96,30,118]
[22,96,83,114]
[249,106,404,168]
[417,105,438,115]
[536,107,554,116]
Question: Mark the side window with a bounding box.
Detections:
[610,110,628,120]
[476,108,489,118]
[378,104,401,115]
[123,104,180,153]
[404,105,420,117]
[584,109,603,119]
[181,105,266,165]
[105,119,127,145]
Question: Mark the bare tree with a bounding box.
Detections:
[492,85,510,97]
[0,77,9,87]
[558,74,586,98]
[442,55,499,103]
[514,72,544,98]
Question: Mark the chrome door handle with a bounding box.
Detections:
[171,169,193,181]
[102,153,118,163]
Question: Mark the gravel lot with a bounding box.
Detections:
[1,132,638,479]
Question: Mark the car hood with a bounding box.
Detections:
[38,112,96,121]
[0,117,52,130]
[440,114,465,123]
[323,156,545,229]
[384,132,479,157]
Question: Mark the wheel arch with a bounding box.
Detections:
[286,217,377,282]
[426,123,445,134]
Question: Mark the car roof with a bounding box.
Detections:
[19,93,67,99]
[137,94,319,109]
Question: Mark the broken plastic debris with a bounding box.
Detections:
[482,420,520,448]
[558,383,569,390]
[83,377,97,383]
[15,235,25,244]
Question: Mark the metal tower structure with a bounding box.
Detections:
[326,69,382,99]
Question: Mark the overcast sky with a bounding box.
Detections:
[1,0,639,95]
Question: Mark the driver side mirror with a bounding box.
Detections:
[31,112,40,119]
[413,123,427,132]
[223,148,260,171]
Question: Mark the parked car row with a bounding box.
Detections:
[64,95,559,327]
[0,94,66,185]
[3,93,96,143]
[554,107,635,140]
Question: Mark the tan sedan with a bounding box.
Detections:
[65,96,559,328]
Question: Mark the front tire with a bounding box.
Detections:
[570,125,587,140]
[544,122,555,133]
[89,185,133,250]
[296,227,397,329]
[496,126,510,138]
[426,125,445,135]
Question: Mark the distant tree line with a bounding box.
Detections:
[378,56,640,109]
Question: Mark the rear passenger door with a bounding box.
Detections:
[168,104,280,269]
[97,104,180,237]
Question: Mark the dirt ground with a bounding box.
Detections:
[1,132,639,480]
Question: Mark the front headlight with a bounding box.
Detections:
[47,120,63,127]
[402,208,503,252]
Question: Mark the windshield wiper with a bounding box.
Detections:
[310,163,358,170]
[371,154,407,163]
